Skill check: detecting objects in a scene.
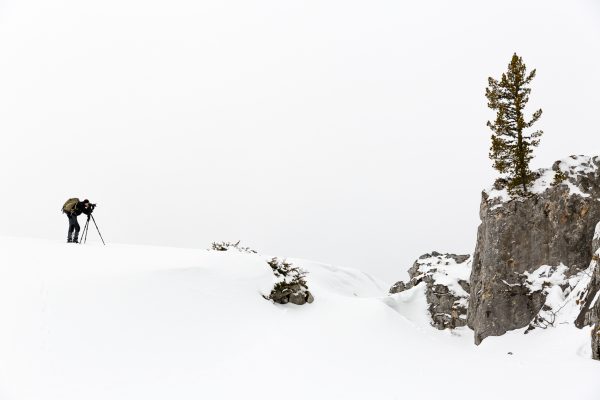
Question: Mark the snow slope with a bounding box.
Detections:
[0,237,598,400]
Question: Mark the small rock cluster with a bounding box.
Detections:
[390,252,471,330]
[265,257,314,305]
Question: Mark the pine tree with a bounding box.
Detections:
[485,53,543,195]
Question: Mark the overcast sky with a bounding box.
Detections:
[0,0,599,282]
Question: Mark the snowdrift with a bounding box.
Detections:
[0,237,598,400]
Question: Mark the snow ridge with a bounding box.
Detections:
[0,238,599,399]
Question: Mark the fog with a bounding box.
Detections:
[0,0,599,282]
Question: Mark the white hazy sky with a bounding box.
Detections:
[0,0,599,282]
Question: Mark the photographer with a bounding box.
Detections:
[63,198,95,243]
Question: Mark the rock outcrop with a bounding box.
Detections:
[571,222,600,359]
[265,257,314,305]
[592,323,600,360]
[521,263,594,331]
[581,265,600,360]
[390,252,471,330]
[573,222,600,325]
[468,155,600,344]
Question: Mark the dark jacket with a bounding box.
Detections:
[70,202,87,217]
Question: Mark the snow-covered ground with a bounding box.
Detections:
[0,237,598,400]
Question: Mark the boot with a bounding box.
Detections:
[72,237,79,244]
[67,238,72,243]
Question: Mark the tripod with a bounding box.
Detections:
[80,213,106,245]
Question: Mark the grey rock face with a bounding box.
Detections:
[573,222,600,359]
[574,256,600,329]
[575,221,600,328]
[468,155,600,344]
[390,252,471,330]
[389,280,406,294]
[288,291,308,305]
[592,323,600,360]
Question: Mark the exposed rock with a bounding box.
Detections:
[521,264,595,331]
[468,155,600,344]
[593,323,600,360]
[592,221,600,253]
[569,221,600,361]
[390,252,471,330]
[289,291,307,305]
[573,221,600,330]
[265,257,314,306]
[389,280,406,294]
[574,259,600,328]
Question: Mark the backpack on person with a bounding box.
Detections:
[62,198,79,214]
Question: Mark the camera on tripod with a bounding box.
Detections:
[79,203,105,245]
[82,203,97,216]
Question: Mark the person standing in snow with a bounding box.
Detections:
[62,198,93,243]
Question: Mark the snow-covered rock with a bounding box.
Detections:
[485,155,600,204]
[573,221,600,359]
[389,252,471,330]
[522,263,594,331]
[469,155,600,344]
[264,257,314,305]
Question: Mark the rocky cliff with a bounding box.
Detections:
[585,270,600,360]
[574,223,600,359]
[468,155,600,344]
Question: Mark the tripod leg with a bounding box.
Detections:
[79,218,89,244]
[84,217,90,243]
[90,215,106,246]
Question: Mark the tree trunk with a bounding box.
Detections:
[519,138,527,194]
[515,84,527,194]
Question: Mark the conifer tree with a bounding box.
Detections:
[485,53,543,195]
